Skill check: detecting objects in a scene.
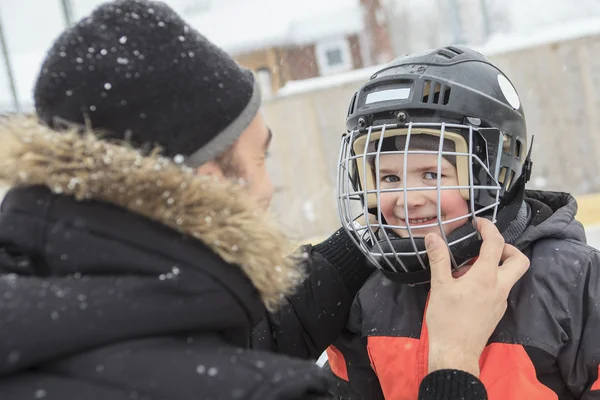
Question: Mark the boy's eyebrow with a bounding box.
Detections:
[417,163,453,172]
[376,167,399,175]
[376,164,453,174]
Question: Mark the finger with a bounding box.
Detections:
[425,233,452,285]
[470,218,505,276]
[497,244,530,291]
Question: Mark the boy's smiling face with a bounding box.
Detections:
[376,151,469,238]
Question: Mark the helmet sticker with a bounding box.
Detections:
[497,74,521,110]
[365,88,411,105]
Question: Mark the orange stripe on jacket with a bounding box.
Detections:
[326,345,349,381]
[367,337,557,400]
[479,343,557,400]
[591,365,600,391]
[367,336,423,399]
[366,294,556,400]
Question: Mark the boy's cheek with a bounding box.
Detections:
[440,192,470,216]
[378,197,396,219]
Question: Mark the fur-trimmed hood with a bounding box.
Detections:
[0,116,303,311]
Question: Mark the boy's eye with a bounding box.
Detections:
[423,172,440,180]
[382,175,400,183]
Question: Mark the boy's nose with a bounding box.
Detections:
[395,190,428,209]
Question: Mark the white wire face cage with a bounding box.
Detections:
[337,122,508,280]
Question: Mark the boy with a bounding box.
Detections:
[328,46,600,399]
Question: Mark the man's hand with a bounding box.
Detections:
[424,218,530,377]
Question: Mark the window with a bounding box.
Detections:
[325,48,343,66]
[315,37,353,75]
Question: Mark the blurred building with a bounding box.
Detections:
[186,0,395,98]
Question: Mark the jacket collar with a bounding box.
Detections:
[0,116,304,311]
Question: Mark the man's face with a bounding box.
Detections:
[196,112,274,210]
[231,112,274,209]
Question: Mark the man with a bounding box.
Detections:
[0,1,528,398]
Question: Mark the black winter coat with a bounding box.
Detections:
[0,118,332,399]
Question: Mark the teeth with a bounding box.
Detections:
[408,217,435,224]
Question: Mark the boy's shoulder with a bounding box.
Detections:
[525,235,599,284]
[493,238,600,354]
[505,237,599,327]
[509,237,599,316]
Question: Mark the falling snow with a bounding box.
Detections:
[7,351,20,363]
[34,389,47,399]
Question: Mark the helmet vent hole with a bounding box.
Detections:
[443,86,452,105]
[502,134,512,154]
[446,46,463,55]
[436,47,463,60]
[433,82,442,103]
[422,80,431,103]
[498,167,515,190]
[348,93,357,117]
[437,50,453,59]
[423,81,450,105]
[515,138,523,159]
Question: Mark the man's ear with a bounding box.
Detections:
[195,160,225,179]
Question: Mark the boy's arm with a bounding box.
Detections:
[263,228,374,360]
[557,250,600,399]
